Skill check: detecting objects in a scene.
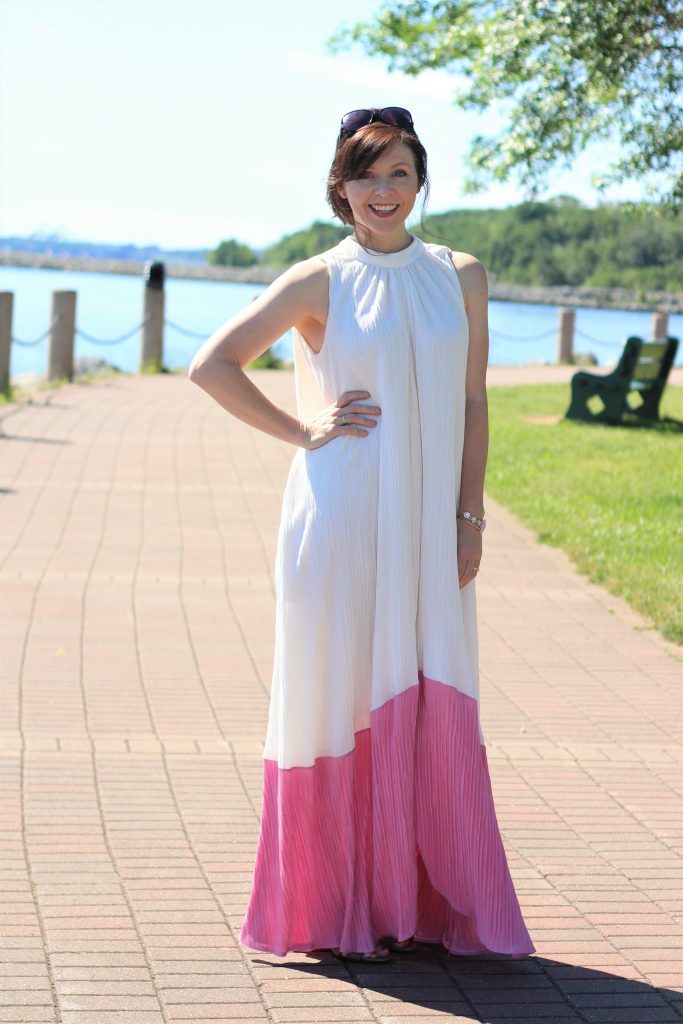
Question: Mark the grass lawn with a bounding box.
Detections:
[485,382,683,648]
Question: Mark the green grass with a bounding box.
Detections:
[485,383,683,648]
[247,347,286,369]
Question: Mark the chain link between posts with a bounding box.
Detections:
[489,326,628,348]
[162,318,209,340]
[489,327,556,343]
[574,326,627,347]
[75,315,152,345]
[11,316,629,351]
[12,316,63,347]
[10,315,211,347]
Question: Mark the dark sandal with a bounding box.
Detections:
[330,944,392,962]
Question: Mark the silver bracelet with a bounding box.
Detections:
[457,511,486,532]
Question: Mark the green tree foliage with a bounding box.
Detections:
[417,198,683,289]
[259,220,351,267]
[208,238,258,266]
[326,0,683,212]
[251,200,682,289]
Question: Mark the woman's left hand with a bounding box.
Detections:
[457,520,482,589]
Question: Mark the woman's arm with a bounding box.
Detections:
[449,252,490,588]
[450,252,490,519]
[188,258,328,447]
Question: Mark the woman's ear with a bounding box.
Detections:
[336,184,346,200]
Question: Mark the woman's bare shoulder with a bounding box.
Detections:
[446,250,488,312]
[280,256,329,316]
[280,256,330,353]
[297,256,330,324]
[253,256,328,335]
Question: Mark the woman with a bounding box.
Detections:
[189,107,536,963]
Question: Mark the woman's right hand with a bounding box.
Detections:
[301,390,382,450]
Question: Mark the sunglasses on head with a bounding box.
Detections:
[339,107,414,136]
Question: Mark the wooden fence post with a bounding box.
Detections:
[652,312,668,340]
[0,292,13,395]
[48,291,76,382]
[557,307,575,363]
[141,261,165,372]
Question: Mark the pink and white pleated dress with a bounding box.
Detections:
[239,232,535,958]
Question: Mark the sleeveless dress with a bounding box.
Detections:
[239,232,535,958]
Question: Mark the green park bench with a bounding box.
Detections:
[564,335,679,425]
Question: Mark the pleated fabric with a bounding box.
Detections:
[239,233,535,957]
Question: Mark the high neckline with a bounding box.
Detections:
[339,232,425,268]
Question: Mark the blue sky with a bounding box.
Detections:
[1,0,647,250]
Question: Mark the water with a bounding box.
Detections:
[2,265,681,379]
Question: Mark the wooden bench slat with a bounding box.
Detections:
[632,362,666,381]
[635,342,669,357]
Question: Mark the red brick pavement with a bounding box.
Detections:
[1,370,681,1024]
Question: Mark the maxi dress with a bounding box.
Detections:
[239,232,536,958]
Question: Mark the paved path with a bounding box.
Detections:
[1,370,681,1024]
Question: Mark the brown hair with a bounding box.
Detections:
[325,118,431,245]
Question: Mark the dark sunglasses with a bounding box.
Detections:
[339,107,414,136]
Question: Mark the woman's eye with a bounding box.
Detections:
[354,170,407,179]
[352,167,405,180]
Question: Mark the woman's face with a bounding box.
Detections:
[337,140,420,246]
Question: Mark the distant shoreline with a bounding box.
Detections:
[2,250,681,313]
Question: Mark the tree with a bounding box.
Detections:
[326,0,683,214]
[208,238,257,267]
[259,220,349,267]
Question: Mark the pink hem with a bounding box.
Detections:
[240,672,536,958]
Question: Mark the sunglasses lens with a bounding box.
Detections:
[340,106,414,136]
[380,107,414,128]
[341,109,372,134]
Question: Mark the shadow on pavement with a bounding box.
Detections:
[247,946,682,1023]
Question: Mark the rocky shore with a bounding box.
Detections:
[2,250,681,313]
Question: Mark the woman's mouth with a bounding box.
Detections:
[369,204,399,218]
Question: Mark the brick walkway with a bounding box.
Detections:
[1,370,681,1024]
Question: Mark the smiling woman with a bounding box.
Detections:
[189,105,534,966]
[326,108,430,254]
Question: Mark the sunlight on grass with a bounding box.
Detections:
[486,383,683,646]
